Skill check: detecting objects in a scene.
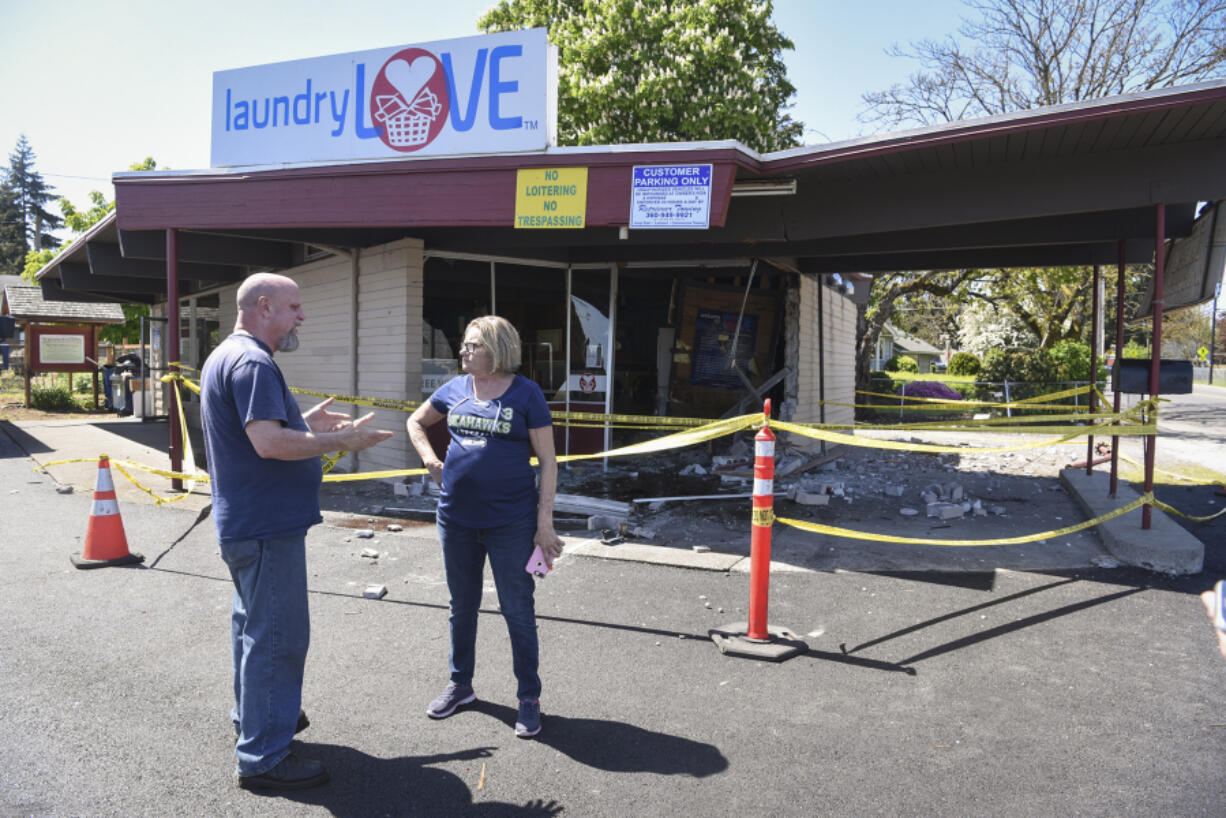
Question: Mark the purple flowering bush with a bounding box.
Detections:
[897,380,963,401]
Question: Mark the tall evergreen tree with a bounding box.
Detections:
[7,134,62,252]
[0,181,26,276]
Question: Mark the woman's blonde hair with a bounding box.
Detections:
[465,315,522,374]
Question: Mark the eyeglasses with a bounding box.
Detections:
[461,342,484,353]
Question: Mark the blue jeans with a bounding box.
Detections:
[219,533,310,777]
[438,513,541,701]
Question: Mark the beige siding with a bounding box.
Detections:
[194,238,425,476]
[793,275,857,446]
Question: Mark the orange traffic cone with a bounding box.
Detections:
[71,455,144,569]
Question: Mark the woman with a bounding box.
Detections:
[407,315,564,738]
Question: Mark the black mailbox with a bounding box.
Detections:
[1112,358,1194,395]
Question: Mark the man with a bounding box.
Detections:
[201,272,393,790]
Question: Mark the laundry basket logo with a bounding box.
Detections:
[370,49,449,152]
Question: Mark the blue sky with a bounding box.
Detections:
[0,0,967,220]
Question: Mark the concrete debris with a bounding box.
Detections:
[899,507,919,516]
[692,545,711,553]
[926,502,964,520]
[883,485,906,497]
[972,500,987,516]
[588,515,628,532]
[360,547,379,559]
[775,456,807,477]
[555,493,632,516]
[990,505,1007,515]
[55,485,73,494]
[790,487,831,506]
[680,463,708,476]
[363,584,388,600]
[627,526,655,539]
[355,529,375,539]
[387,524,403,532]
[727,438,751,457]
[711,455,751,470]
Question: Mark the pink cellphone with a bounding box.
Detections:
[525,545,552,578]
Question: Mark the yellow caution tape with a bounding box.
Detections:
[776,495,1152,546]
[771,419,1156,455]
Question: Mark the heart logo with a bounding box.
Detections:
[385,56,436,106]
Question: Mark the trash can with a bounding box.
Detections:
[101,365,115,410]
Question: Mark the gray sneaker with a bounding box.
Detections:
[427,683,476,719]
[515,698,541,738]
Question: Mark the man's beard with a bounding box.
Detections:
[277,329,299,353]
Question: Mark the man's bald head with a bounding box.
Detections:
[237,273,297,313]
[233,273,304,354]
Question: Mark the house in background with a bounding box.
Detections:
[873,323,943,373]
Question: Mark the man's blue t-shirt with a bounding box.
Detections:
[429,374,552,528]
[200,332,323,543]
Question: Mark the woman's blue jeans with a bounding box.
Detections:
[438,513,541,701]
[219,534,310,777]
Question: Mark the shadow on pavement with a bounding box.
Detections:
[265,743,562,816]
[0,420,53,456]
[469,701,728,778]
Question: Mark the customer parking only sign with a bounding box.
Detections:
[629,164,713,229]
[211,29,556,167]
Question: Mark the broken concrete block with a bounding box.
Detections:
[393,482,410,498]
[794,489,831,506]
[387,524,403,532]
[947,483,965,502]
[680,463,708,476]
[927,502,963,519]
[884,485,906,497]
[588,515,628,531]
[712,455,751,470]
[360,547,379,559]
[973,500,988,516]
[356,529,375,539]
[922,490,939,505]
[363,584,388,600]
[990,505,1007,515]
[899,507,920,516]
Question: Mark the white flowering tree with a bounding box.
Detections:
[478,0,804,152]
[956,300,1039,359]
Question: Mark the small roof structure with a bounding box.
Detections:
[881,323,942,357]
[2,283,125,325]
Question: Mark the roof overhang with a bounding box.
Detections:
[35,78,1226,296]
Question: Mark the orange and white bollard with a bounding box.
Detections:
[70,454,144,569]
[710,400,805,662]
[747,402,776,641]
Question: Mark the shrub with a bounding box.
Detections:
[1048,341,1094,381]
[884,354,918,373]
[30,386,79,412]
[980,348,1057,384]
[947,351,981,377]
[898,380,963,401]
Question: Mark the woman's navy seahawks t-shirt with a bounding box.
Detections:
[428,374,552,528]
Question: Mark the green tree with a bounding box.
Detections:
[0,181,25,275]
[479,0,803,151]
[6,135,62,252]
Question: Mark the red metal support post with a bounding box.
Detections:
[747,398,776,642]
[1087,264,1100,476]
[167,228,183,492]
[1142,204,1166,529]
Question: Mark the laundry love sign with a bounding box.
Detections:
[211,29,556,167]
